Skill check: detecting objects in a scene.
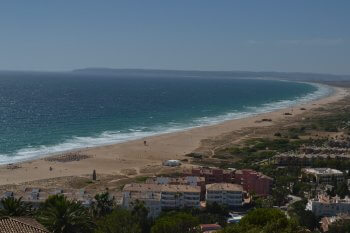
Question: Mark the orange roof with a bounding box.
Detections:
[200,224,222,231]
[0,217,49,233]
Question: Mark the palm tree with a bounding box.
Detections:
[36,195,94,233]
[0,196,32,217]
[92,191,114,218]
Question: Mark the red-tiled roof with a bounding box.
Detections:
[200,223,222,231]
[0,217,49,233]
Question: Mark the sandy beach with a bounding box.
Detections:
[0,85,348,185]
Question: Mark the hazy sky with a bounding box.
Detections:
[0,1,349,74]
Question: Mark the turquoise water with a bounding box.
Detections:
[0,72,330,164]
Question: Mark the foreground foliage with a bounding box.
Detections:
[95,208,142,233]
[151,212,200,233]
[219,208,306,233]
[328,219,350,233]
[0,196,32,217]
[92,192,115,218]
[37,195,95,233]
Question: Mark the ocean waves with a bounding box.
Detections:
[0,81,333,165]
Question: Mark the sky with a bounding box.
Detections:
[0,1,349,74]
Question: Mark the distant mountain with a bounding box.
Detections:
[0,68,349,82]
[72,68,350,82]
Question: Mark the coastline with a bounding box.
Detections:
[0,81,330,164]
[0,84,347,185]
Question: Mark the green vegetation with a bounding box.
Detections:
[219,208,305,233]
[95,209,142,233]
[92,192,115,218]
[288,200,318,231]
[151,212,199,233]
[0,196,32,217]
[132,200,152,233]
[135,176,150,183]
[311,158,350,171]
[328,219,350,233]
[36,195,95,233]
[225,138,316,169]
[327,181,350,198]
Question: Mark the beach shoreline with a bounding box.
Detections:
[0,84,347,185]
[0,81,331,165]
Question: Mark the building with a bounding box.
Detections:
[0,217,49,233]
[306,194,350,216]
[302,168,344,185]
[0,187,98,209]
[146,176,206,199]
[234,169,273,196]
[183,168,234,184]
[206,183,243,207]
[199,224,222,233]
[146,176,205,186]
[274,153,350,167]
[122,183,201,217]
[320,214,350,232]
[122,191,162,218]
[161,184,200,209]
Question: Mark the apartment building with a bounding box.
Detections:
[306,194,350,217]
[122,183,201,216]
[320,214,350,232]
[302,168,344,185]
[146,176,206,199]
[183,168,234,184]
[206,183,243,207]
[234,169,273,196]
[122,191,162,218]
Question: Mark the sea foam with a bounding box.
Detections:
[0,82,333,165]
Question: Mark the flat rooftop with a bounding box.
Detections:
[206,183,243,192]
[303,168,343,175]
[123,183,200,193]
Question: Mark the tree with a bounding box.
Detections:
[93,192,114,218]
[151,212,199,233]
[272,186,289,206]
[131,200,151,233]
[206,202,229,216]
[0,197,32,217]
[37,195,94,233]
[336,182,349,198]
[201,202,229,226]
[288,200,318,231]
[328,219,350,233]
[253,196,274,208]
[219,208,302,233]
[95,208,141,233]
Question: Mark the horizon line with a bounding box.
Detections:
[0,67,349,77]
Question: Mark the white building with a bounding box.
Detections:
[122,183,200,217]
[122,191,162,218]
[306,194,350,217]
[161,184,200,209]
[302,168,344,185]
[206,183,243,207]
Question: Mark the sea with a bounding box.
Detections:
[0,71,332,164]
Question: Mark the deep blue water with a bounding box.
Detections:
[0,72,329,163]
